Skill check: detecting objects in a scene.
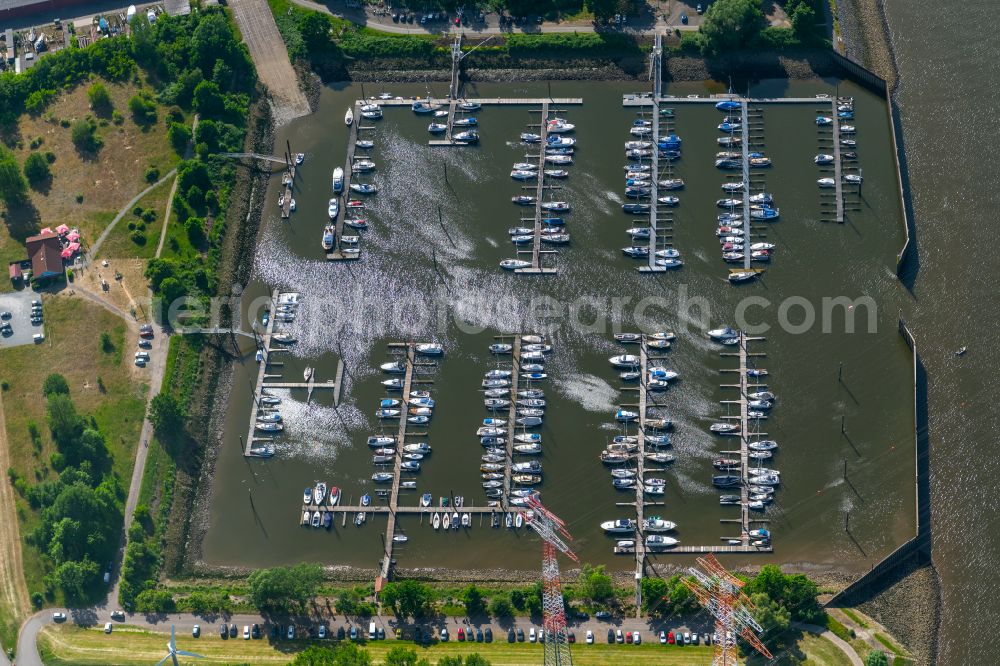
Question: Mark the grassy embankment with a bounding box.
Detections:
[0,296,147,604]
[0,80,180,276]
[38,624,714,665]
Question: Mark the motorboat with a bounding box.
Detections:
[748,368,768,377]
[521,132,541,143]
[659,178,684,189]
[510,169,537,180]
[372,454,393,464]
[540,201,570,212]
[372,472,393,483]
[816,116,833,125]
[840,125,856,134]
[361,108,382,120]
[547,135,576,147]
[613,477,636,490]
[344,107,354,125]
[352,160,375,172]
[545,154,572,165]
[516,416,543,427]
[626,227,651,239]
[600,519,636,534]
[749,192,774,204]
[815,154,835,164]
[540,233,570,244]
[625,140,652,150]
[511,195,536,206]
[817,177,836,188]
[615,409,639,422]
[412,101,440,114]
[434,109,449,117]
[453,130,479,143]
[407,415,430,425]
[514,442,542,455]
[609,354,640,368]
[751,207,779,220]
[401,461,421,472]
[841,138,857,147]
[611,469,636,479]
[381,361,405,373]
[546,118,575,133]
[645,452,675,464]
[717,137,741,147]
[643,516,677,532]
[356,139,374,149]
[751,251,771,262]
[428,123,447,134]
[715,158,741,169]
[657,196,680,206]
[750,156,772,167]
[844,173,863,184]
[750,242,775,252]
[719,495,741,505]
[752,474,781,486]
[512,460,542,474]
[453,117,477,126]
[708,327,738,341]
[646,535,678,548]
[416,342,443,356]
[255,422,283,432]
[716,100,741,111]
[489,343,513,354]
[350,183,377,195]
[376,408,400,419]
[381,379,402,390]
[718,121,741,133]
[630,126,652,136]
[512,474,542,486]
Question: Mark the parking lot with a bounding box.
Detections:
[0,291,44,348]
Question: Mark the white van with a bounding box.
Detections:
[134,351,150,361]
[33,333,44,343]
[368,621,377,640]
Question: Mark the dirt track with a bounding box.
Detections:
[229,0,311,125]
[0,390,30,653]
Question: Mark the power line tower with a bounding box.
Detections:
[684,554,773,666]
[524,496,578,666]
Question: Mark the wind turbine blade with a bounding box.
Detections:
[175,650,205,659]
[154,655,171,666]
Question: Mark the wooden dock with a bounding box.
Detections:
[375,97,583,107]
[501,335,523,510]
[243,289,279,455]
[740,101,752,271]
[327,101,362,261]
[831,101,845,224]
[638,34,670,274]
[515,103,559,275]
[623,95,832,106]
[633,339,650,614]
[280,164,295,219]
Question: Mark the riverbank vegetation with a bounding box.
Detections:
[1,296,145,608]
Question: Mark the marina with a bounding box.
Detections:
[203,79,913,579]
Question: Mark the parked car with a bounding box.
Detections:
[516,627,524,642]
[691,632,699,645]
[440,627,449,642]
[696,3,704,13]
[567,630,575,644]
[104,622,113,634]
[508,628,515,643]
[220,624,228,639]
[33,333,44,343]
[192,625,200,638]
[0,311,10,319]
[252,624,261,639]
[484,627,492,643]
[349,626,357,641]
[338,626,346,640]
[586,630,594,644]
[229,624,237,638]
[668,631,675,644]
[377,626,385,640]
[529,627,536,643]
[704,633,712,644]
[111,611,125,621]
[595,610,612,620]
[457,627,465,642]
[475,628,483,642]
[626,631,632,644]
[616,629,624,643]
[634,631,641,645]
[680,13,688,24]
[318,625,327,639]
[287,625,295,640]
[269,625,279,640]
[683,631,691,645]
[607,629,614,643]
[52,612,66,622]
[138,339,152,349]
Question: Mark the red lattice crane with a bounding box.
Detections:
[684,554,773,666]
[524,496,578,666]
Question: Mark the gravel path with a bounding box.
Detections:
[0,392,29,665]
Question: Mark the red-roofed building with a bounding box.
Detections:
[25,233,64,280]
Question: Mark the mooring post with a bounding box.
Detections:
[841,414,846,434]
[843,458,847,479]
[838,361,843,383]
[845,511,850,532]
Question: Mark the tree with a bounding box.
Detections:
[87,82,113,115]
[168,122,192,155]
[584,0,618,21]
[193,80,225,118]
[462,584,486,617]
[463,656,491,666]
[300,12,333,51]
[23,152,50,186]
[0,146,28,205]
[750,592,790,635]
[247,563,323,612]
[135,588,176,613]
[865,651,889,666]
[71,118,102,153]
[488,597,513,619]
[790,2,818,41]
[148,392,185,435]
[53,558,100,601]
[578,563,614,602]
[384,646,430,666]
[698,0,766,54]
[640,577,670,616]
[47,394,85,448]
[380,580,433,620]
[42,373,70,397]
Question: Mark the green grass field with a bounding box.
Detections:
[38,624,716,665]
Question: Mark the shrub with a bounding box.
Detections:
[75,194,84,203]
[130,231,147,245]
[44,151,56,164]
[168,122,192,154]
[145,166,160,183]
[70,118,102,153]
[24,152,51,186]
[133,205,144,216]
[142,209,157,223]
[42,373,70,397]
[128,92,158,125]
[100,332,115,353]
[112,110,125,125]
[87,82,113,115]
